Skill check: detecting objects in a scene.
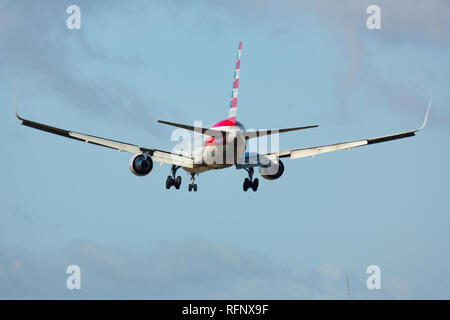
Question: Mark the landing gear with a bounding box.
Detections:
[175,176,181,189]
[188,172,198,192]
[166,176,173,189]
[243,178,250,191]
[243,167,259,192]
[252,178,259,191]
[166,165,182,190]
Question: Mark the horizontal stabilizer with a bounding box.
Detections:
[244,124,318,139]
[157,120,227,137]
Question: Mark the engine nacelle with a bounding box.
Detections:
[130,154,153,176]
[259,159,284,180]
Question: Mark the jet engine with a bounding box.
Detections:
[259,159,284,180]
[130,154,153,176]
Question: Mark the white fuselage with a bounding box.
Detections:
[185,124,246,173]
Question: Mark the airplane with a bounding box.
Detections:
[14,41,430,192]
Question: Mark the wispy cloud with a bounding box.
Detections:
[0,0,174,135]
[2,0,447,128]
[164,0,449,123]
[0,239,411,299]
[300,0,449,122]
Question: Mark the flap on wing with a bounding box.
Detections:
[152,150,194,168]
[290,140,368,159]
[261,101,431,161]
[69,132,142,153]
[235,153,278,169]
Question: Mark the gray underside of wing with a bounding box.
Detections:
[236,129,419,169]
[236,100,430,168]
[17,115,194,168]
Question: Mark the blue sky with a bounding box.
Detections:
[1,0,450,299]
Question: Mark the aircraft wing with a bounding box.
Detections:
[15,109,194,168]
[237,101,430,168]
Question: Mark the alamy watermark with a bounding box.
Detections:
[367,5,381,30]
[168,121,281,174]
[366,264,381,290]
[66,5,81,30]
[66,265,81,290]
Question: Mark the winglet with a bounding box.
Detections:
[418,99,431,131]
[13,89,24,121]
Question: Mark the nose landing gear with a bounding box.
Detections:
[243,167,259,192]
[166,165,182,190]
[188,172,198,192]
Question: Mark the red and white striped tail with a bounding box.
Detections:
[228,41,242,125]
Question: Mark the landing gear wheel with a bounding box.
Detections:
[166,165,181,190]
[243,178,250,192]
[175,176,182,189]
[188,173,198,192]
[252,178,259,191]
[166,176,173,189]
[243,167,259,192]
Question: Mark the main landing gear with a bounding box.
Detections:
[243,167,259,192]
[188,172,198,192]
[166,166,198,192]
[166,165,182,190]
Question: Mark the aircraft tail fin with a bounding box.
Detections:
[228,41,242,125]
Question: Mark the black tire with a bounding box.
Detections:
[175,176,181,189]
[193,184,197,192]
[243,178,250,192]
[166,176,173,189]
[252,178,259,191]
[188,184,192,192]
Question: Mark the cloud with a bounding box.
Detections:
[0,0,174,135]
[0,239,412,299]
[189,0,450,43]
[1,0,447,130]
[303,0,450,43]
[165,0,449,123]
[299,0,448,120]
[316,262,344,281]
[291,1,448,119]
